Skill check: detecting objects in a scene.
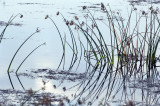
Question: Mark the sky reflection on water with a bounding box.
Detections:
[1,0,160,105]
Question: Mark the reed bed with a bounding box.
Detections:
[1,3,160,106]
[46,3,160,105]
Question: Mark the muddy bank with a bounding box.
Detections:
[0,88,70,106]
[17,69,88,82]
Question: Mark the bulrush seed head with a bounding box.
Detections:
[101,3,105,11]
[81,21,84,26]
[149,6,153,10]
[77,99,83,105]
[53,85,56,89]
[70,20,74,25]
[117,12,119,15]
[86,27,89,32]
[66,21,69,26]
[91,24,96,28]
[63,87,66,91]
[142,11,145,15]
[134,8,137,11]
[56,11,60,15]
[20,14,23,18]
[75,16,79,20]
[36,27,40,32]
[82,6,87,10]
[45,15,49,19]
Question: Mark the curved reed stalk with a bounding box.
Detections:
[16,43,45,90]
[45,15,66,71]
[7,30,39,89]
[0,14,23,43]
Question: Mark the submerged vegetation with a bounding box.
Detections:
[1,2,160,106]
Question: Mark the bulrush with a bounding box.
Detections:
[66,21,69,26]
[82,6,86,10]
[20,14,23,18]
[149,6,153,10]
[36,27,40,32]
[53,85,56,89]
[81,21,84,26]
[77,99,83,105]
[101,3,105,11]
[56,11,60,15]
[70,20,74,26]
[134,8,137,11]
[63,87,66,91]
[86,27,89,32]
[142,11,145,15]
[45,15,49,19]
[91,24,96,28]
[75,16,79,20]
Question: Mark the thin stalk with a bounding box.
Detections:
[15,43,45,90]
[7,31,39,89]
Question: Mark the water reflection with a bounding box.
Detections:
[1,0,160,105]
[1,67,160,105]
[129,0,160,4]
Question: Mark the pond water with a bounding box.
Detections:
[1,0,160,105]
